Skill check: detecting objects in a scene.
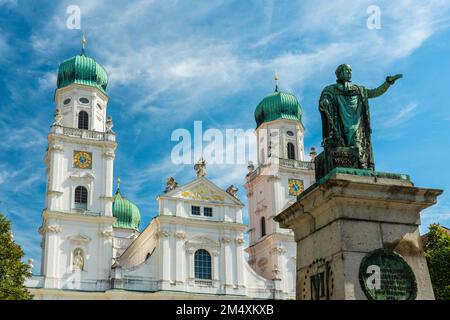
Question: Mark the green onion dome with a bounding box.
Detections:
[112,188,141,231]
[56,49,108,94]
[254,86,302,128]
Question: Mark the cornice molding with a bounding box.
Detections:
[43,209,116,224]
[69,172,95,181]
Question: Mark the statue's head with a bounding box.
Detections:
[335,64,352,82]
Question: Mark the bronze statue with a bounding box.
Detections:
[315,64,402,179]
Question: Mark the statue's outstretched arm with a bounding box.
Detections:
[367,74,402,98]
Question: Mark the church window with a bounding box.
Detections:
[78,111,89,130]
[287,142,296,160]
[194,249,212,280]
[286,130,294,137]
[204,207,213,217]
[261,216,266,237]
[191,206,200,216]
[74,186,88,210]
[63,98,71,105]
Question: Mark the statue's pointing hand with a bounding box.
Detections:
[386,74,403,85]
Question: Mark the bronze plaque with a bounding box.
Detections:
[359,248,417,300]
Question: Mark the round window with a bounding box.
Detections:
[286,131,294,136]
[63,98,71,105]
[97,103,102,110]
[79,97,90,104]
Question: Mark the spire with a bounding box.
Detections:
[81,32,86,55]
[116,177,121,193]
[274,69,279,92]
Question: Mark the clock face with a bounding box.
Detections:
[288,178,304,196]
[73,151,92,169]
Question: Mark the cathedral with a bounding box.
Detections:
[25,40,315,299]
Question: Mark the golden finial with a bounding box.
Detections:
[81,32,86,55]
[274,69,279,92]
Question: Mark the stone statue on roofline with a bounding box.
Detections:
[194,158,206,178]
[315,64,402,180]
[226,185,239,198]
[164,176,179,193]
[52,108,62,126]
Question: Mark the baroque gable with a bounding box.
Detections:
[163,177,243,206]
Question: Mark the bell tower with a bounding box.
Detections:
[245,73,315,298]
[39,35,116,291]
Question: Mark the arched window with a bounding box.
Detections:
[287,142,296,160]
[78,111,89,130]
[74,186,88,210]
[194,249,212,280]
[261,216,266,237]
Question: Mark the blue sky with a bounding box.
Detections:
[0,0,450,272]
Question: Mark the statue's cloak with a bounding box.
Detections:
[319,83,374,169]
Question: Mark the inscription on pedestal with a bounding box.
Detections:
[359,248,417,300]
[301,258,334,300]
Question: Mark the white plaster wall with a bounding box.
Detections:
[56,85,108,132]
[256,119,305,164]
[112,228,139,258]
[46,141,113,215]
[119,216,274,297]
[158,188,242,224]
[40,215,113,291]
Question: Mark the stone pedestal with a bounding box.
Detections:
[274,168,443,300]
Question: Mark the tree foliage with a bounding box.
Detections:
[423,223,450,300]
[0,212,33,300]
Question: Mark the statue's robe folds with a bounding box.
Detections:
[319,81,391,170]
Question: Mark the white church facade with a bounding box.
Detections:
[25,40,315,299]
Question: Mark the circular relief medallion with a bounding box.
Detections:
[73,151,92,169]
[359,248,417,300]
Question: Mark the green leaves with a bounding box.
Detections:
[0,213,33,300]
[423,224,450,300]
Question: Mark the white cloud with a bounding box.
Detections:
[38,72,57,91]
[0,0,16,7]
[382,102,419,128]
[21,0,450,129]
[0,171,9,185]
[420,201,450,233]
[250,29,286,49]
[0,126,46,150]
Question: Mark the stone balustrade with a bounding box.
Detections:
[279,158,314,170]
[53,126,116,142]
[247,158,314,181]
